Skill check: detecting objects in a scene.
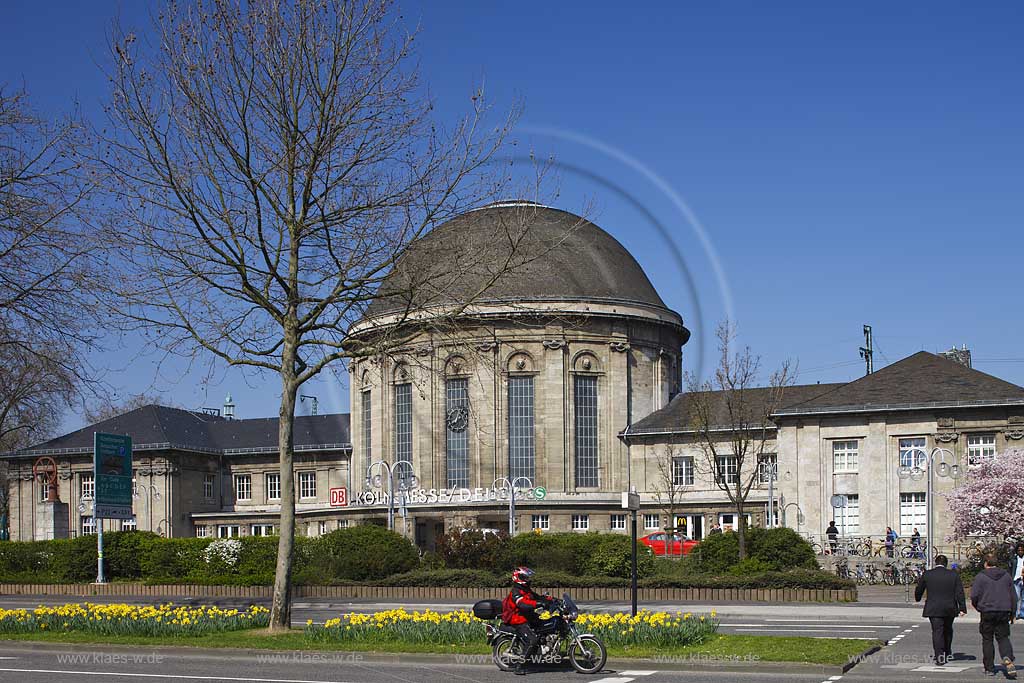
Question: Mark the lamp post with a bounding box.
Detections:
[897,446,962,562]
[365,460,417,532]
[493,476,533,536]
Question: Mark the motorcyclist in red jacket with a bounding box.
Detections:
[501,566,552,675]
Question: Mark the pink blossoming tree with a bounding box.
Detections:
[945,449,1024,539]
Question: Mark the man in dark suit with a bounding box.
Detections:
[915,554,968,665]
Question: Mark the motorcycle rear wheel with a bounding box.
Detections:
[492,637,519,672]
[568,636,607,674]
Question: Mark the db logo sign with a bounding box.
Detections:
[329,487,348,507]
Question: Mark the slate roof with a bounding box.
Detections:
[366,202,677,319]
[3,405,351,459]
[628,383,844,435]
[775,351,1024,415]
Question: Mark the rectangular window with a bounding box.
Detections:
[218,524,240,538]
[899,437,927,469]
[718,513,752,531]
[81,516,96,535]
[121,517,137,532]
[833,440,859,473]
[837,494,860,536]
[531,514,549,531]
[266,473,281,501]
[203,474,215,500]
[757,453,778,484]
[338,519,350,529]
[299,471,317,499]
[571,514,589,531]
[610,514,627,531]
[967,434,997,466]
[250,524,275,536]
[39,479,49,502]
[195,525,209,538]
[362,389,372,478]
[508,376,536,482]
[318,520,328,536]
[672,456,694,486]
[445,378,470,488]
[644,513,660,530]
[716,455,738,485]
[80,473,95,500]
[234,474,252,502]
[394,383,412,463]
[574,375,599,487]
[900,492,926,536]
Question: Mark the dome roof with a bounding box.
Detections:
[365,203,674,319]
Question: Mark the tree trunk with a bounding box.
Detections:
[268,333,299,632]
[736,498,747,560]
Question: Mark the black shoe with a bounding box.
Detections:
[514,663,526,676]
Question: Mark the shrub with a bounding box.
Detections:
[686,526,817,574]
[583,534,656,578]
[436,529,511,571]
[509,533,655,578]
[311,525,418,581]
[728,557,774,576]
[384,569,503,587]
[640,568,855,591]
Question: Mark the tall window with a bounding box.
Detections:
[266,473,281,501]
[837,494,859,535]
[571,514,589,531]
[833,440,859,472]
[394,383,412,463]
[574,375,599,487]
[900,492,926,536]
[234,474,252,502]
[299,471,317,499]
[899,437,927,468]
[672,456,694,486]
[80,473,95,500]
[445,378,470,488]
[644,513,660,530]
[508,376,535,481]
[967,434,996,466]
[203,474,216,500]
[757,453,778,484]
[361,389,372,477]
[716,455,738,485]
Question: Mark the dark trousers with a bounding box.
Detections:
[979,611,1014,672]
[929,616,954,661]
[513,623,539,657]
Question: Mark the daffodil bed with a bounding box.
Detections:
[304,607,719,648]
[0,603,269,637]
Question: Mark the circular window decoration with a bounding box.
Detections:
[446,406,470,432]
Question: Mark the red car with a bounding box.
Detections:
[640,532,699,556]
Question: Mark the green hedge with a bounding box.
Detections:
[509,532,656,578]
[683,527,818,574]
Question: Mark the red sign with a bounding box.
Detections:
[329,487,348,507]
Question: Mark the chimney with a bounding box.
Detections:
[223,393,236,419]
[939,345,972,368]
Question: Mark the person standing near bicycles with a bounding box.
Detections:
[826,520,839,555]
[911,528,922,559]
[915,554,967,666]
[885,526,898,559]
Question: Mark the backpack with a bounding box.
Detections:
[501,591,518,624]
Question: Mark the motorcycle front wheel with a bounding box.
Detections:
[492,637,519,672]
[568,635,607,674]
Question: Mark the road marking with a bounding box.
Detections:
[0,669,351,683]
[619,673,657,677]
[733,628,882,633]
[590,678,635,683]
[911,665,971,673]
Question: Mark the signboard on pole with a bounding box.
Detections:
[329,487,348,507]
[93,433,133,519]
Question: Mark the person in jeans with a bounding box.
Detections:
[915,554,967,665]
[1011,541,1024,620]
[970,553,1018,678]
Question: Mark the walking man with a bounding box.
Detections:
[971,552,1017,678]
[915,554,967,665]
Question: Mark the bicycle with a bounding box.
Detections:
[834,558,850,580]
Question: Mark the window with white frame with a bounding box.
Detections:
[80,472,95,500]
[837,494,859,535]
[338,519,349,529]
[250,524,275,536]
[234,474,251,502]
[899,492,926,536]
[266,473,281,501]
[571,514,589,531]
[81,516,96,535]
[121,517,137,531]
[195,525,209,538]
[318,520,327,536]
[299,471,317,499]
[717,512,751,531]
[508,376,536,482]
[203,474,215,500]
[394,382,413,463]
[833,440,859,472]
[967,434,997,466]
[531,514,549,531]
[39,479,49,502]
[573,375,599,487]
[672,456,694,486]
[445,377,471,488]
[716,455,738,485]
[218,524,240,538]
[757,453,778,484]
[899,437,927,469]
[644,513,660,530]
[610,514,626,530]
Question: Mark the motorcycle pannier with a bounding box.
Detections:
[472,599,503,619]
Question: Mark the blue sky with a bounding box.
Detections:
[4,1,1023,429]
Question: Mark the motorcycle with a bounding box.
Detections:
[473,592,607,674]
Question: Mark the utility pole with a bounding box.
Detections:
[859,325,874,376]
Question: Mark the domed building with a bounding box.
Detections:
[343,201,690,547]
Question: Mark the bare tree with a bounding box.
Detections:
[97,0,547,631]
[0,345,74,452]
[686,321,792,560]
[652,443,686,555]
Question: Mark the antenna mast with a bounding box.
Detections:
[859,324,874,375]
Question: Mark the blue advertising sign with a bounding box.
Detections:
[93,432,133,519]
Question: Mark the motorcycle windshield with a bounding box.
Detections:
[561,593,578,613]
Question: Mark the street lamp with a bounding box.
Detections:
[365,460,417,532]
[897,446,962,562]
[493,476,533,536]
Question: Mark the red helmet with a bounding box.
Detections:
[511,566,534,586]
